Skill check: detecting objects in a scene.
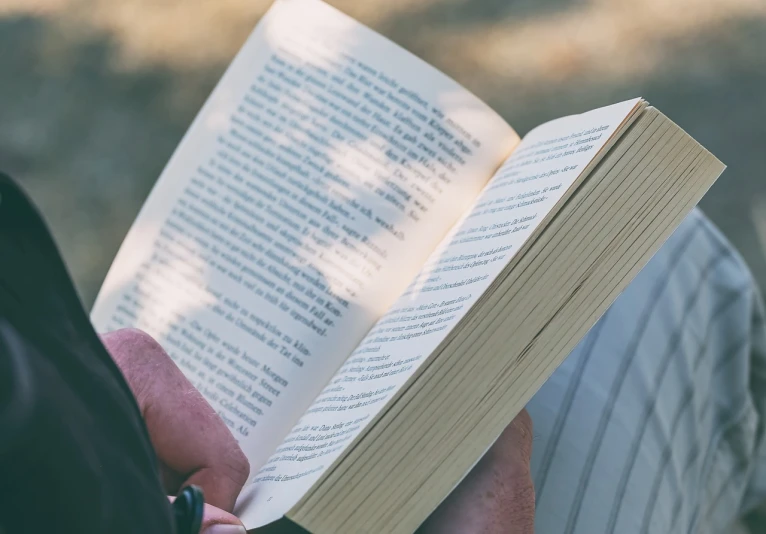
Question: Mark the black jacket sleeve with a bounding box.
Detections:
[0,172,175,534]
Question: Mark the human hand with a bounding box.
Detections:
[418,410,535,534]
[102,328,250,534]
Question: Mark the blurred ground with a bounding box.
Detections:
[1,0,766,529]
[1,0,765,304]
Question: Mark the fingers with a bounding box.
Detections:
[489,408,534,484]
[103,329,250,512]
[419,409,535,534]
[199,504,247,534]
[169,497,246,534]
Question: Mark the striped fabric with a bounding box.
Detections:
[528,208,766,534]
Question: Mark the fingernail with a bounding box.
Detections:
[203,524,247,534]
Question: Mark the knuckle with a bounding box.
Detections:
[510,409,534,461]
[514,409,533,440]
[103,328,175,405]
[104,327,169,365]
[123,328,167,356]
[223,441,251,488]
[489,409,535,476]
[232,445,251,481]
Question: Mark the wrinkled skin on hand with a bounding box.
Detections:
[419,410,535,534]
[104,328,534,534]
[102,329,250,533]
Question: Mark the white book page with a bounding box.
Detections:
[245,99,641,528]
[89,0,517,526]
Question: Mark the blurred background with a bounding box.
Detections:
[1,0,765,305]
[1,0,765,530]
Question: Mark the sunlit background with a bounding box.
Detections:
[2,0,765,305]
[2,0,766,528]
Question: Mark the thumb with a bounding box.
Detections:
[169,496,246,534]
[199,504,247,534]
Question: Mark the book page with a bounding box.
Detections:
[242,99,642,527]
[89,0,516,523]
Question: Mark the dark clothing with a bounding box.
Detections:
[0,173,174,533]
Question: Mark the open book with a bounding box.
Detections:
[90,0,725,531]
